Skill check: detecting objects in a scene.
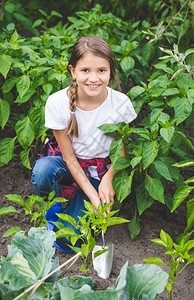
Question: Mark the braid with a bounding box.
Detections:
[66,80,79,138]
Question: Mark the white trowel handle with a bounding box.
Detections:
[102,230,105,249]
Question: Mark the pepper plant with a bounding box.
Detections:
[99,44,194,239]
[54,200,129,275]
[0,190,68,236]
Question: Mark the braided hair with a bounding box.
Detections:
[66,36,116,138]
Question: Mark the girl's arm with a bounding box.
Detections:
[98,143,127,212]
[53,129,101,213]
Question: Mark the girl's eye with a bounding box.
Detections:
[82,69,89,72]
[99,69,105,73]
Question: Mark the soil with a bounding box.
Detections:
[0,157,193,300]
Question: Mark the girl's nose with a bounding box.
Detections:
[89,72,98,82]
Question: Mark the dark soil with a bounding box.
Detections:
[0,157,193,299]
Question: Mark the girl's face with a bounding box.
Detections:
[69,52,111,101]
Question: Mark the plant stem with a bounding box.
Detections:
[13,251,81,300]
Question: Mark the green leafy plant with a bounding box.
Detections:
[0,190,68,236]
[54,200,129,275]
[99,44,193,239]
[143,229,194,300]
[0,227,168,300]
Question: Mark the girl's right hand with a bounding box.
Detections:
[89,195,101,214]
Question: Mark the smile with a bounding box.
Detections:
[86,84,101,89]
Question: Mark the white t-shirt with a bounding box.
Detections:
[45,86,137,178]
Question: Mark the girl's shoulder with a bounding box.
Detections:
[47,87,69,103]
[107,87,131,103]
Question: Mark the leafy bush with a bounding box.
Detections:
[0,227,168,300]
[100,44,194,238]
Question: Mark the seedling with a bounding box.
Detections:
[0,190,68,236]
[54,200,129,275]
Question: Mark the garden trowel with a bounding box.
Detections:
[92,229,114,279]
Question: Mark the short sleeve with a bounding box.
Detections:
[111,90,137,124]
[44,89,70,130]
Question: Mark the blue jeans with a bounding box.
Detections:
[31,156,100,252]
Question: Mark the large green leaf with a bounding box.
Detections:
[109,139,123,166]
[171,186,194,212]
[160,126,175,143]
[153,160,173,181]
[128,85,145,100]
[113,169,134,202]
[0,137,16,166]
[136,184,154,215]
[0,99,10,129]
[128,215,140,240]
[15,116,35,149]
[2,77,17,93]
[0,228,57,299]
[142,140,159,170]
[0,54,12,78]
[120,56,135,77]
[16,75,31,98]
[145,174,165,203]
[20,148,31,169]
[10,228,56,278]
[28,106,46,138]
[174,97,192,125]
[126,263,168,299]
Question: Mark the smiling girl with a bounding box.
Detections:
[31,36,137,251]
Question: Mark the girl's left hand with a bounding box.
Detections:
[98,172,115,213]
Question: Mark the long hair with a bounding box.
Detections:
[66,36,116,138]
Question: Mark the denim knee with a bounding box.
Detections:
[31,156,72,197]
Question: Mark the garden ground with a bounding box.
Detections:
[0,157,193,299]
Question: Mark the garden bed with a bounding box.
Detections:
[0,157,193,299]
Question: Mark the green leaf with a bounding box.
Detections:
[162,88,179,96]
[0,54,12,78]
[28,106,46,138]
[11,253,37,281]
[184,177,194,184]
[185,199,194,232]
[0,99,10,129]
[15,116,35,149]
[145,174,165,203]
[120,56,135,77]
[109,139,123,166]
[0,206,19,216]
[128,85,145,100]
[106,217,129,227]
[113,156,131,170]
[55,227,76,238]
[55,214,77,227]
[0,137,16,166]
[43,83,53,95]
[84,200,94,214]
[149,108,163,124]
[160,126,175,143]
[20,148,31,169]
[15,88,35,104]
[130,156,142,169]
[175,131,194,152]
[11,227,56,278]
[160,230,173,248]
[98,123,118,133]
[2,226,21,237]
[113,169,134,202]
[5,194,24,206]
[16,75,31,98]
[153,160,173,181]
[93,249,108,259]
[142,140,159,169]
[133,128,150,140]
[128,215,140,240]
[2,77,17,93]
[173,160,194,168]
[171,186,194,212]
[174,97,192,125]
[143,257,166,265]
[136,184,154,215]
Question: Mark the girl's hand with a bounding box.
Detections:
[98,172,115,213]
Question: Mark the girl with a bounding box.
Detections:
[31,36,137,251]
